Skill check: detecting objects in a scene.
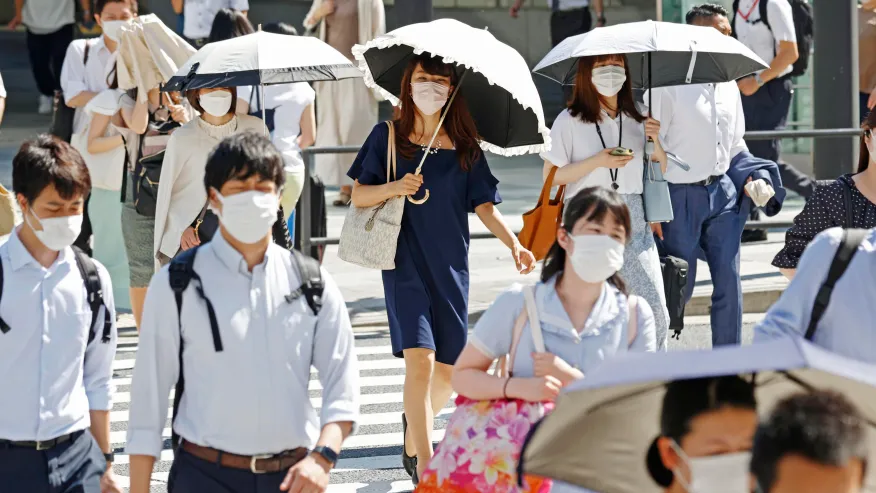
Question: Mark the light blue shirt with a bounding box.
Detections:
[126,233,359,458]
[0,228,117,441]
[755,228,876,364]
[470,276,657,378]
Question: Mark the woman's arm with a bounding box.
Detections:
[121,97,150,135]
[475,202,536,274]
[452,345,560,402]
[544,149,632,187]
[350,176,419,209]
[297,103,316,150]
[779,268,796,280]
[87,114,125,154]
[644,117,668,173]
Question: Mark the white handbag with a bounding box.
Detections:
[71,129,127,192]
[337,121,404,270]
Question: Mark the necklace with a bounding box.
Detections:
[419,136,443,155]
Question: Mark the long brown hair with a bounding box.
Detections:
[394,53,481,170]
[541,186,632,294]
[568,54,644,125]
[859,110,875,173]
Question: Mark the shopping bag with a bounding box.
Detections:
[518,167,565,261]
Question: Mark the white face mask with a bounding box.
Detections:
[671,441,752,493]
[411,81,450,116]
[592,65,627,98]
[199,91,233,117]
[214,190,279,244]
[567,234,625,283]
[101,19,131,42]
[25,208,83,251]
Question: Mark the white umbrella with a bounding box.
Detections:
[163,31,362,92]
[520,338,876,493]
[352,18,550,157]
[533,20,768,89]
[115,14,196,97]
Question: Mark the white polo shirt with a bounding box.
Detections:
[541,108,647,197]
[22,0,74,35]
[644,82,748,184]
[183,0,250,40]
[546,0,589,10]
[734,0,797,78]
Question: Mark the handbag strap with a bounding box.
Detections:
[627,295,638,348]
[498,286,547,378]
[541,167,567,206]
[385,121,397,184]
[523,286,546,353]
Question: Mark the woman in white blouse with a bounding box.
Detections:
[541,54,671,349]
[153,86,266,264]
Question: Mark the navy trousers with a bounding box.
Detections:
[657,175,747,346]
[0,430,106,493]
[168,449,289,493]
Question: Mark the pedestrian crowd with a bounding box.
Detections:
[1,1,876,493]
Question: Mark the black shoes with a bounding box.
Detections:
[741,228,769,243]
[401,413,419,484]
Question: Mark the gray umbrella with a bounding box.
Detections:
[519,338,876,493]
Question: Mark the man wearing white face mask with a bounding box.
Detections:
[647,376,758,493]
[127,133,359,493]
[0,135,120,493]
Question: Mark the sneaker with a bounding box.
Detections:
[741,228,768,243]
[38,95,53,115]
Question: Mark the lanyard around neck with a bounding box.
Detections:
[738,0,760,22]
[594,111,622,190]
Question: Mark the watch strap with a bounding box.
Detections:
[104,452,115,462]
[311,446,339,466]
[754,73,765,86]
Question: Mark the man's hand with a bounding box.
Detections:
[509,0,523,18]
[650,222,663,240]
[280,455,331,493]
[101,468,123,493]
[7,13,22,29]
[738,77,760,97]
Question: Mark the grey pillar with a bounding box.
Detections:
[394,0,433,26]
[812,0,859,179]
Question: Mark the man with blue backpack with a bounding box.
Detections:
[125,132,359,493]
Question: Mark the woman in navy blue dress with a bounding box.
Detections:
[348,53,536,483]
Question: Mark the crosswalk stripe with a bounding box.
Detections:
[112,373,410,390]
[327,480,414,493]
[113,355,407,373]
[112,389,452,408]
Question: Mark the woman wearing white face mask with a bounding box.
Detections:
[453,186,657,493]
[348,53,535,483]
[541,54,671,350]
[647,376,758,493]
[153,86,266,265]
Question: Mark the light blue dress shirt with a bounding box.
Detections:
[0,228,117,441]
[126,233,359,458]
[471,276,657,378]
[755,228,876,364]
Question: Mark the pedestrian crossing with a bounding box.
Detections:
[110,326,453,493]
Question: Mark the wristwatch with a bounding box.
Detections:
[104,452,115,463]
[311,446,339,467]
[754,73,765,87]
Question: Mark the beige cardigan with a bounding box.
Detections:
[303,0,385,50]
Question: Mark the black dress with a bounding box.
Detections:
[772,174,876,269]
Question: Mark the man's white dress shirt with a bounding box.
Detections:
[183,0,250,40]
[0,228,117,441]
[644,82,748,184]
[733,0,798,79]
[60,37,115,135]
[126,233,359,458]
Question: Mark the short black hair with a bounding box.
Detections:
[204,132,286,193]
[647,376,757,487]
[685,3,729,24]
[751,391,868,493]
[263,22,297,36]
[207,8,255,44]
[94,0,138,16]
[13,134,91,203]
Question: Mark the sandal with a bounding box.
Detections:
[333,192,352,207]
[401,413,418,479]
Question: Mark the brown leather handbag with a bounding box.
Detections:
[518,167,565,261]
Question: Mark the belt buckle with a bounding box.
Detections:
[250,454,273,474]
[35,440,53,451]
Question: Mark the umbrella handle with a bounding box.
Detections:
[407,189,430,205]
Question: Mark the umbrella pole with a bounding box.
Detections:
[261,84,267,137]
[646,52,654,157]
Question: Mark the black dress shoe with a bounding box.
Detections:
[401,414,417,478]
[741,228,768,243]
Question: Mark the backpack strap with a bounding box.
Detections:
[72,246,112,343]
[287,249,324,316]
[168,247,223,352]
[841,179,854,228]
[0,258,8,334]
[759,0,771,33]
[804,229,868,341]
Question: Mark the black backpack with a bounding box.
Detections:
[732,0,813,78]
[0,246,113,343]
[167,246,324,450]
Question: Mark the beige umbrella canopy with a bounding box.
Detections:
[116,14,196,100]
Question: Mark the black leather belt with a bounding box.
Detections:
[692,175,722,187]
[0,430,83,451]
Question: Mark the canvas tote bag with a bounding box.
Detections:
[518,166,565,261]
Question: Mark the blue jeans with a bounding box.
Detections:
[656,175,747,346]
[0,430,106,493]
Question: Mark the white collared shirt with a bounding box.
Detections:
[734,0,797,78]
[238,83,316,171]
[546,0,589,10]
[183,0,250,40]
[60,37,115,135]
[126,233,359,458]
[644,82,748,184]
[541,109,647,196]
[0,228,117,441]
